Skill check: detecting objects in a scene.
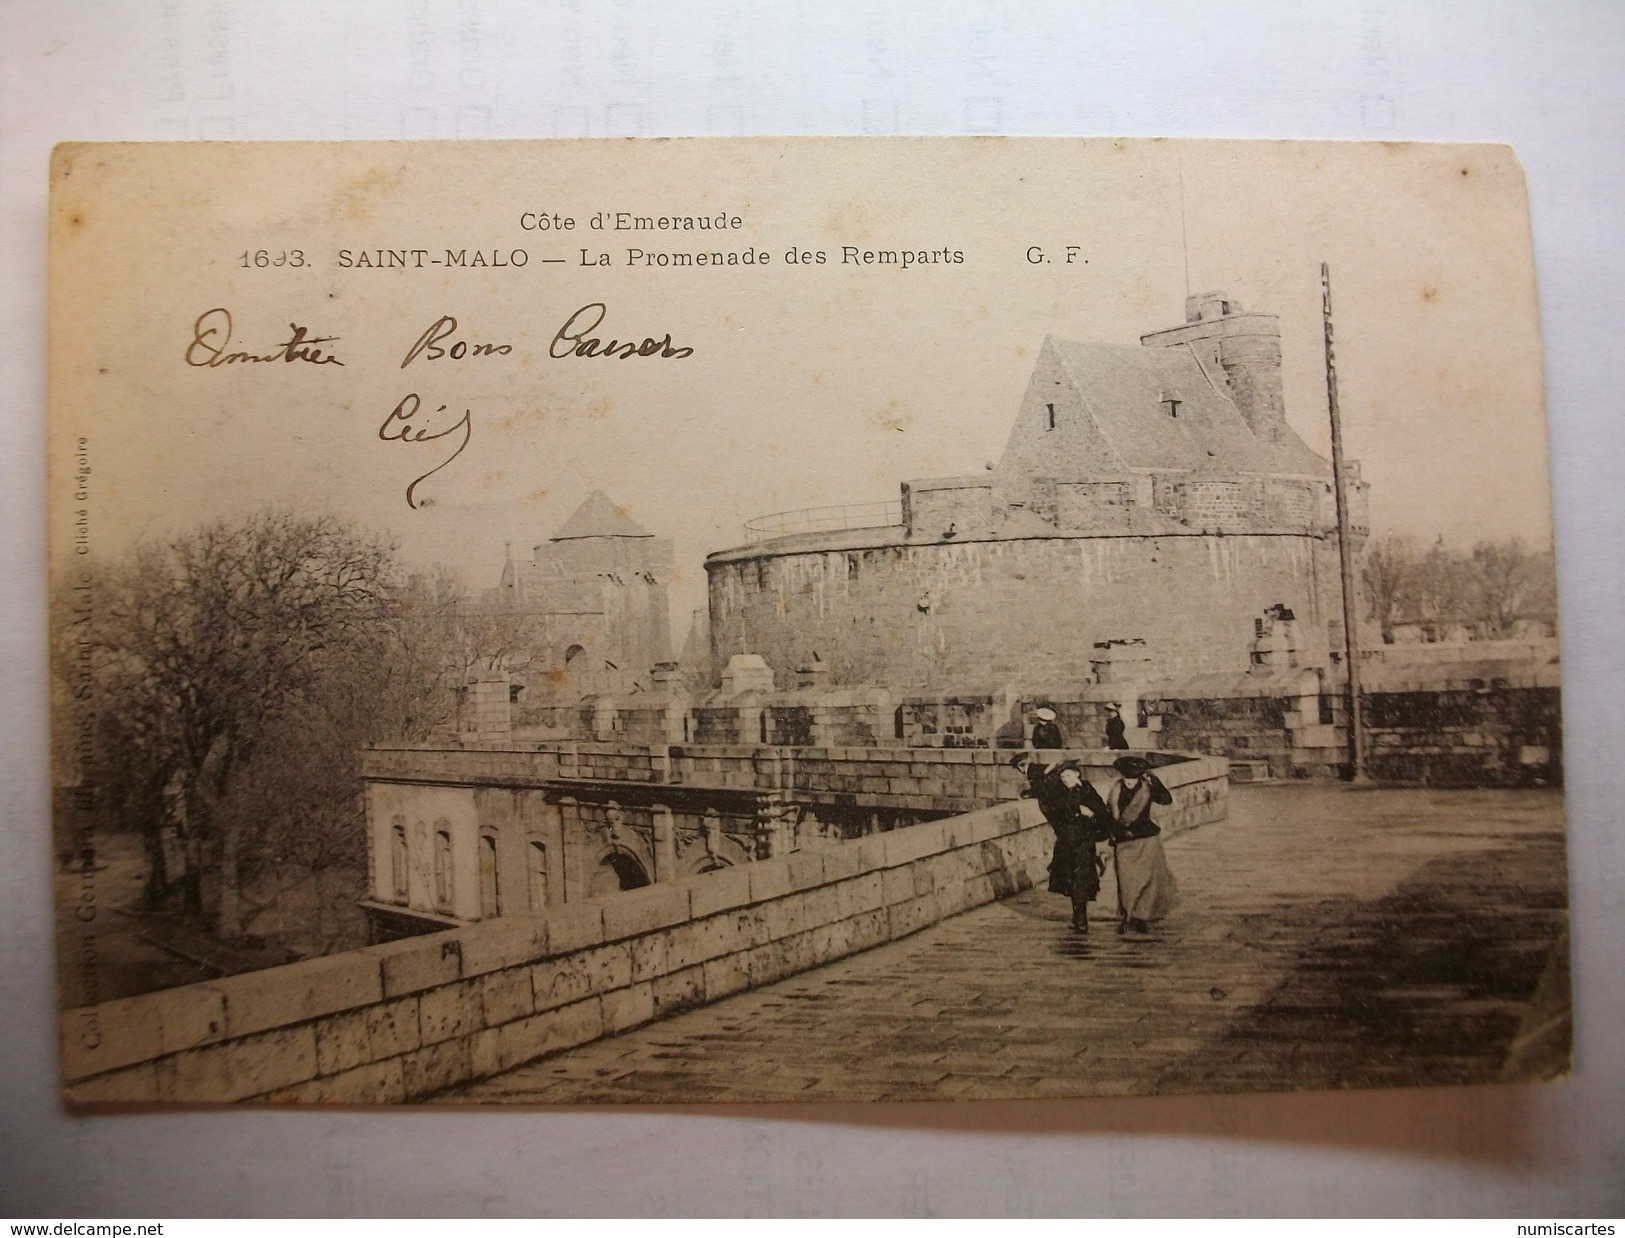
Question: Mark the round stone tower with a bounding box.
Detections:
[1139,291,1289,446]
[705,294,1364,694]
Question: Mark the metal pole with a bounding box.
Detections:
[1322,262,1368,781]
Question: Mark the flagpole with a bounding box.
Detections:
[1322,262,1368,782]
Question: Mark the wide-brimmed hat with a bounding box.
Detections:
[1105,703,1121,714]
[1008,752,1032,770]
[1113,755,1151,777]
[1034,707,1058,721]
[1050,758,1084,776]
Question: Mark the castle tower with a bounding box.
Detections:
[503,491,674,699]
[712,292,1361,691]
[1139,291,1289,445]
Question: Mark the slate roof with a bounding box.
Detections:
[1046,338,1329,479]
[550,490,653,540]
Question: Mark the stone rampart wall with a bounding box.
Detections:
[1144,686,1564,786]
[363,744,683,787]
[62,799,1068,1104]
[706,533,1341,692]
[1363,686,1563,786]
[364,742,1229,822]
[481,647,1561,786]
[1150,694,1303,780]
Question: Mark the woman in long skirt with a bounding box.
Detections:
[1028,757,1111,932]
[1108,755,1179,933]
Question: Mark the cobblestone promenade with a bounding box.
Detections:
[451,785,1569,1103]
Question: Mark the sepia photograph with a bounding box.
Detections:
[48,136,1567,1106]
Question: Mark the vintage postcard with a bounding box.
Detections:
[48,138,1567,1105]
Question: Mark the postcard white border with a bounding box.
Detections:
[2,0,1620,1217]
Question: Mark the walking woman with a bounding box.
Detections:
[1107,755,1179,934]
[1035,759,1112,933]
[1030,706,1065,750]
[1104,704,1130,750]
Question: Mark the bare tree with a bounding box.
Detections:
[1361,534,1419,644]
[93,512,396,939]
[225,699,373,955]
[1408,537,1470,642]
[386,568,540,724]
[1523,547,1560,635]
[1463,538,1557,639]
[1356,535,1559,643]
[51,576,175,891]
[366,568,467,742]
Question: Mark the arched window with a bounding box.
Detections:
[588,851,651,898]
[564,644,586,665]
[433,823,453,911]
[526,840,548,912]
[389,819,408,903]
[478,832,500,919]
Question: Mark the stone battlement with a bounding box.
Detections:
[62,757,1228,1103]
[360,741,1224,932]
[52,798,1100,1103]
[363,740,1224,816]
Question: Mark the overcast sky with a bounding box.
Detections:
[51,138,1552,635]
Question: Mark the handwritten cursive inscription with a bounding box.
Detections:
[184,308,345,368]
[401,315,515,368]
[378,394,472,509]
[549,302,693,360]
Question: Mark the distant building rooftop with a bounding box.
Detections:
[551,490,655,540]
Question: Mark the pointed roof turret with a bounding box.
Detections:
[997,335,1328,485]
[550,490,653,541]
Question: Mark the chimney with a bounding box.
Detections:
[1250,604,1312,671]
[1141,292,1288,443]
[1186,291,1240,322]
[719,653,775,697]
[794,664,830,691]
[464,675,512,739]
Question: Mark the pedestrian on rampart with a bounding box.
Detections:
[1035,759,1112,933]
[1030,706,1065,750]
[1104,704,1129,750]
[1011,750,1045,797]
[1107,755,1178,934]
[1012,749,1057,885]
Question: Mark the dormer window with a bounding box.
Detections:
[1046,402,1056,430]
[1161,393,1181,418]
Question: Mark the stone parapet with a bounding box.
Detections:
[67,747,1227,1103]
[63,798,1065,1104]
[364,740,1225,819]
[478,669,1559,788]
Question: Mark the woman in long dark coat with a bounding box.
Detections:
[1035,759,1112,933]
[1030,706,1065,750]
[1104,704,1130,750]
[1107,755,1179,934]
[1011,752,1065,890]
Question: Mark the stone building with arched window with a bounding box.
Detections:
[359,758,766,940]
[491,490,674,702]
